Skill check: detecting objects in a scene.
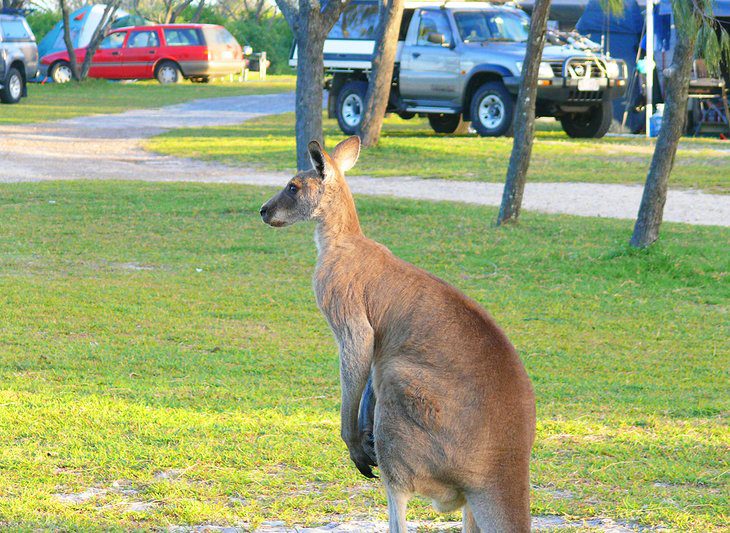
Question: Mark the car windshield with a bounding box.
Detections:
[454,11,529,43]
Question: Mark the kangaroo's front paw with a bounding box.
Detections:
[360,428,377,467]
[348,443,378,479]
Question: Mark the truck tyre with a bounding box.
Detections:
[560,101,612,138]
[0,67,23,104]
[50,61,74,84]
[470,81,514,137]
[336,80,367,135]
[428,113,468,134]
[156,61,182,84]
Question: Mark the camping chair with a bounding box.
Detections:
[688,59,730,136]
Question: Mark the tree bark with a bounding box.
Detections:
[277,0,349,169]
[59,0,80,81]
[357,0,405,148]
[294,16,327,169]
[191,0,206,23]
[79,1,120,80]
[630,25,696,247]
[496,0,552,225]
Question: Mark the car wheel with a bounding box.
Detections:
[560,101,612,138]
[0,67,23,104]
[470,81,515,137]
[428,113,468,134]
[50,61,74,84]
[156,61,182,84]
[336,80,368,135]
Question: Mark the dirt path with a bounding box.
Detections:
[2,91,727,227]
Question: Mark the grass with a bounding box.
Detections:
[0,180,727,530]
[147,112,730,194]
[0,76,295,124]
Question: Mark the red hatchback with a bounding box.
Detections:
[41,24,243,84]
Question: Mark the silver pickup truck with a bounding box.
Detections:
[0,12,38,104]
[291,1,627,138]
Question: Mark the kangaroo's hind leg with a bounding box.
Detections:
[462,504,480,533]
[384,482,409,533]
[465,483,530,533]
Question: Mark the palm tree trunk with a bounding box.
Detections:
[496,0,552,225]
[358,0,405,148]
[630,26,696,247]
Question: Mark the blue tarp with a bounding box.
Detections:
[576,0,644,128]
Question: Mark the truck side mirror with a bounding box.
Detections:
[427,32,446,45]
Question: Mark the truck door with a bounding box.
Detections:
[399,9,461,106]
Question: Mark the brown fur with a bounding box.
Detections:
[260,137,536,532]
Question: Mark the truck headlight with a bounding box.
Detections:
[605,60,621,79]
[516,61,556,78]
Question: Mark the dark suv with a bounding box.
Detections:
[0,12,38,104]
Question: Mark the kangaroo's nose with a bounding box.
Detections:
[260,205,268,217]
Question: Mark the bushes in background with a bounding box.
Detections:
[25,10,57,42]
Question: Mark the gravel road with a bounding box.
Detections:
[1,91,727,227]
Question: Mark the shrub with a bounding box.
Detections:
[25,10,58,43]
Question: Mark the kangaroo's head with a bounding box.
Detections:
[260,136,361,228]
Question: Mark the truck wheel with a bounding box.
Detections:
[0,67,23,104]
[428,113,468,134]
[156,61,182,84]
[470,81,514,137]
[50,61,73,84]
[560,101,612,138]
[336,80,367,135]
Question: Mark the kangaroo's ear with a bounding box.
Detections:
[308,140,327,178]
[332,136,361,173]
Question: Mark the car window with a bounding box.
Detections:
[100,32,126,49]
[454,12,490,43]
[128,30,159,48]
[416,10,452,47]
[454,11,528,43]
[164,28,203,46]
[328,2,379,39]
[210,27,237,46]
[1,19,32,41]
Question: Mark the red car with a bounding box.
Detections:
[41,24,243,84]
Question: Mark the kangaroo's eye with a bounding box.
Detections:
[288,183,299,194]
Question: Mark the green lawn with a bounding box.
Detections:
[147,112,730,194]
[0,76,295,124]
[0,181,727,530]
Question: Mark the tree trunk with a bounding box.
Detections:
[191,0,206,23]
[630,26,696,247]
[496,0,552,225]
[59,0,80,81]
[79,2,120,80]
[295,24,326,169]
[169,0,194,23]
[357,0,405,148]
[276,0,349,169]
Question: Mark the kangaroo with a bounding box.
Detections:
[260,136,536,532]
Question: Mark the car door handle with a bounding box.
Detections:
[148,50,155,54]
[111,51,120,56]
[412,52,421,58]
